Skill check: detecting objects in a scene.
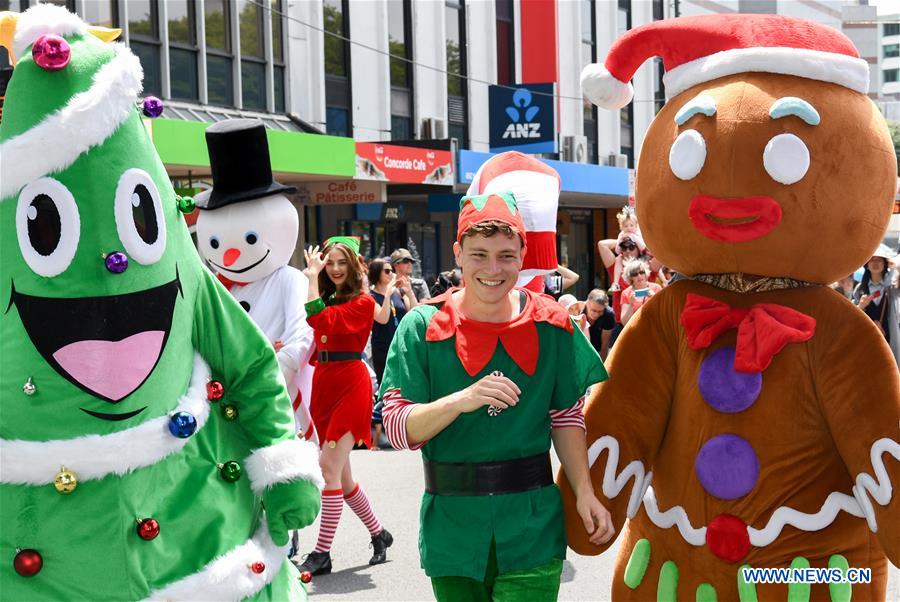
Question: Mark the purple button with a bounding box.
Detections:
[698,347,762,413]
[695,434,759,500]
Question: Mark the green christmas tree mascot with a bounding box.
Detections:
[0,5,322,600]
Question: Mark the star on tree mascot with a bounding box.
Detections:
[562,14,900,601]
[0,5,321,600]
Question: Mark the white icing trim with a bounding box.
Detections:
[589,435,899,549]
[664,47,869,99]
[244,438,324,494]
[0,354,210,485]
[142,519,288,601]
[0,43,143,200]
[13,3,87,59]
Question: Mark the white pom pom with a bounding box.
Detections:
[581,63,634,110]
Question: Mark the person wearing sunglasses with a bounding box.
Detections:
[597,234,660,348]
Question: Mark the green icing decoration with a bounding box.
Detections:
[788,557,811,602]
[696,582,717,602]
[657,560,678,602]
[737,564,758,602]
[828,555,851,602]
[624,538,651,589]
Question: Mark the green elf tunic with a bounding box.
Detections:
[380,288,607,581]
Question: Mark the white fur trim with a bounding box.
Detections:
[244,438,324,494]
[581,63,634,110]
[0,43,143,200]
[13,4,87,59]
[0,354,210,485]
[143,520,288,602]
[664,46,869,100]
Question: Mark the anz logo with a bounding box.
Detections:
[502,88,542,139]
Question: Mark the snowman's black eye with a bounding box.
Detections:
[245,232,258,245]
[210,237,220,249]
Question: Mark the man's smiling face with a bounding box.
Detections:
[635,72,896,284]
[454,231,524,307]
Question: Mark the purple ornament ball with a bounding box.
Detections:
[142,96,164,118]
[105,252,129,274]
[32,34,71,72]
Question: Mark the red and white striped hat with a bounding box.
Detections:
[466,151,561,287]
[582,14,869,110]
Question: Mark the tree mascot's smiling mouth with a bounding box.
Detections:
[7,273,182,419]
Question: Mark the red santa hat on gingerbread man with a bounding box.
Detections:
[466,151,561,292]
[581,13,869,110]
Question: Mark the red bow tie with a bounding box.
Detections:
[216,273,248,289]
[680,293,816,372]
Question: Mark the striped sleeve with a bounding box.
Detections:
[382,388,426,450]
[549,395,586,430]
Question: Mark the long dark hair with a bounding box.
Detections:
[854,257,889,298]
[318,242,365,305]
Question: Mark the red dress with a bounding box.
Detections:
[306,293,375,448]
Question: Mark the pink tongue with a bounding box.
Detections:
[52,331,165,401]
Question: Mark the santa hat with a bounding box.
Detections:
[456,192,527,251]
[582,14,869,110]
[466,151,560,287]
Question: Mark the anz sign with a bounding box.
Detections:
[489,83,557,154]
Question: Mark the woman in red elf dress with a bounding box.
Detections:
[298,236,392,576]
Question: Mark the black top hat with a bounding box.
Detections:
[195,119,296,210]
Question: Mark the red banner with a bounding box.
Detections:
[355,142,453,185]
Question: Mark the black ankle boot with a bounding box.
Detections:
[298,550,332,575]
[369,529,393,565]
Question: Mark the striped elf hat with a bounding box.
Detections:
[582,13,869,110]
[0,4,140,201]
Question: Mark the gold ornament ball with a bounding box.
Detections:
[53,468,78,494]
[222,404,239,421]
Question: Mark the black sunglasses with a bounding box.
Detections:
[621,244,637,251]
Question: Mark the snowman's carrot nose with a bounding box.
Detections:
[223,248,241,267]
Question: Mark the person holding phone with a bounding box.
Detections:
[620,259,662,326]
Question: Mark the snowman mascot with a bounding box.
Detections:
[195,120,317,449]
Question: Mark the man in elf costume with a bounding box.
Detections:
[0,5,321,600]
[567,13,900,601]
[381,191,614,600]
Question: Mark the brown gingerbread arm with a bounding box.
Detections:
[559,292,678,555]
[813,308,900,564]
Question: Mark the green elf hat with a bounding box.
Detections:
[456,191,527,251]
[0,4,142,201]
[324,235,361,255]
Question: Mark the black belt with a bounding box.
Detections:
[317,351,363,362]
[423,452,552,496]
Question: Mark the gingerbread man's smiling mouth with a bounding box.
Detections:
[688,195,783,243]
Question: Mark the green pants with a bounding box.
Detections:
[431,542,563,602]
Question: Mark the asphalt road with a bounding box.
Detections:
[293,448,899,601]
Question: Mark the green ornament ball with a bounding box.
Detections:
[219,461,242,483]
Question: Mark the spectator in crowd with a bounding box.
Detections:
[620,259,662,326]
[390,248,431,302]
[369,258,416,384]
[830,274,858,300]
[558,293,589,336]
[597,239,658,347]
[430,268,462,297]
[583,288,616,360]
[889,258,900,366]
[544,264,580,299]
[853,245,894,343]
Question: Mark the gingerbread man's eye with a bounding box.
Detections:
[763,134,810,185]
[669,130,706,181]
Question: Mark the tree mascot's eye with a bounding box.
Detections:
[763,133,810,185]
[114,169,167,265]
[16,177,81,277]
[668,129,707,181]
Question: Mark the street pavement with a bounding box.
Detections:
[293,448,899,601]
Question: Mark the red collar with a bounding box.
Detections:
[216,273,248,289]
[425,288,572,376]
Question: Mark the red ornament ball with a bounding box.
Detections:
[706,513,750,563]
[137,518,160,541]
[206,381,225,401]
[250,562,266,574]
[32,34,71,71]
[299,571,312,584]
[14,549,43,577]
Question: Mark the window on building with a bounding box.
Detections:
[885,44,900,59]
[883,23,900,37]
[168,0,198,101]
[84,1,117,28]
[653,58,665,114]
[617,0,633,167]
[496,0,514,86]
[446,0,468,147]
[885,69,900,83]
[324,0,352,136]
[272,0,286,112]
[237,0,266,110]
[129,0,162,97]
[205,0,233,106]
[652,0,664,20]
[389,0,413,140]
[581,0,597,164]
